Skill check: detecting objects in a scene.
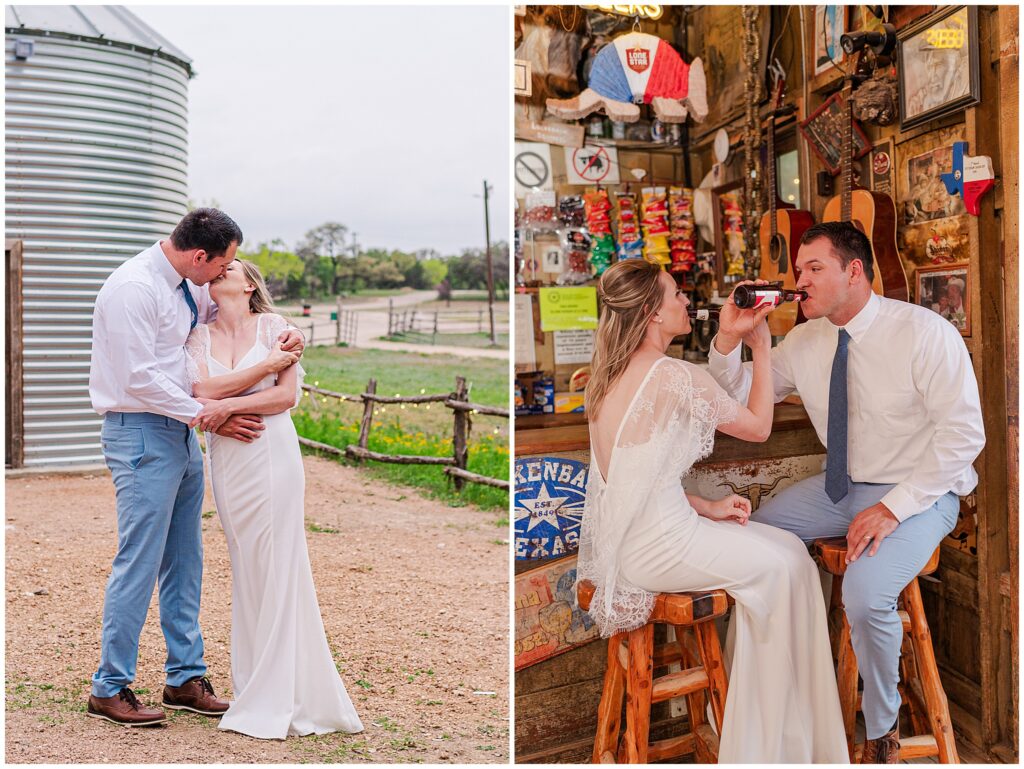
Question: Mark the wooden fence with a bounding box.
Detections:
[296,376,510,491]
[387,304,510,342]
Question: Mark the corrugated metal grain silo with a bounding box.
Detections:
[5,5,192,468]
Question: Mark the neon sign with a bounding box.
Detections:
[581,4,664,22]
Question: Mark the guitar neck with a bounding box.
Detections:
[841,82,853,222]
[767,113,777,237]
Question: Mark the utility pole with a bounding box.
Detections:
[482,179,497,346]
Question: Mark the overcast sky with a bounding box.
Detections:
[128,5,510,256]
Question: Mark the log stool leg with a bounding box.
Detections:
[675,625,707,732]
[592,633,628,764]
[902,577,959,764]
[899,627,931,738]
[623,623,654,764]
[693,620,728,735]
[833,574,860,763]
[827,573,845,665]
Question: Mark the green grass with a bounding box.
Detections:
[301,347,507,409]
[382,331,509,349]
[295,347,508,511]
[293,413,508,510]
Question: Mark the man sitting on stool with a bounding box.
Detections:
[707,221,984,763]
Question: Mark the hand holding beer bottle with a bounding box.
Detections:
[714,280,788,356]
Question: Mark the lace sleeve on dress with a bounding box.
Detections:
[183,325,210,394]
[684,363,740,464]
[261,313,305,407]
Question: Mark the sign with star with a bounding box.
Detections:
[514,457,588,561]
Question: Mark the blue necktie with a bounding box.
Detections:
[826,329,850,504]
[178,279,198,330]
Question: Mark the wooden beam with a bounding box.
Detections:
[346,446,455,466]
[443,466,509,489]
[997,5,1019,755]
[5,240,24,469]
[969,6,1013,752]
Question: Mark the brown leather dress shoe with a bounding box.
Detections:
[861,726,900,763]
[87,687,167,726]
[162,676,230,716]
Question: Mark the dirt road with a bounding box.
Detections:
[5,455,509,763]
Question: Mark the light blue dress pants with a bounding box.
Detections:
[91,412,207,698]
[753,472,959,739]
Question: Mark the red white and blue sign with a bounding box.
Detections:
[940,141,996,216]
[514,457,588,561]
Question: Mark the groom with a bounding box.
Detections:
[87,208,305,726]
[709,222,984,762]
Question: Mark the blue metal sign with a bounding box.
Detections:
[514,456,588,561]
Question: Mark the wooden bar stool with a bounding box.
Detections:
[577,580,730,764]
[813,537,959,763]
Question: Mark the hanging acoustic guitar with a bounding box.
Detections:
[758,77,814,336]
[822,78,908,301]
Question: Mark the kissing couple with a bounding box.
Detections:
[87,208,364,739]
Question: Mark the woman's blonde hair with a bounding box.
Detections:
[585,259,666,419]
[238,259,275,314]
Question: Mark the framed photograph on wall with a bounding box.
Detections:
[813,6,847,76]
[898,6,980,130]
[799,91,871,175]
[915,264,970,336]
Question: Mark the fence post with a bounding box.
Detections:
[354,313,359,347]
[478,308,483,333]
[411,310,417,334]
[336,296,342,345]
[388,298,394,336]
[355,378,377,462]
[433,311,439,345]
[309,322,314,347]
[452,376,469,491]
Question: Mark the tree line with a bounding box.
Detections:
[238,222,509,301]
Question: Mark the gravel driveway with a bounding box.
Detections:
[5,454,509,763]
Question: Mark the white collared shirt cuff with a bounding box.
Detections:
[880,486,921,523]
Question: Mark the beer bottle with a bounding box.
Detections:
[732,283,807,310]
[687,307,720,321]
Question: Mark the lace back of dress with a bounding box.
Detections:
[575,358,738,638]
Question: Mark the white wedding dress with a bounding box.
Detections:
[185,313,364,740]
[578,356,848,763]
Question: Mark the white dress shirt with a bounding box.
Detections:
[90,241,214,423]
[708,293,985,522]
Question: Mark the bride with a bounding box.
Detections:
[579,260,847,763]
[184,259,364,739]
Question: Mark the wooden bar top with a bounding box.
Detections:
[514,403,824,461]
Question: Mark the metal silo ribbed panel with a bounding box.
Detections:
[6,13,191,468]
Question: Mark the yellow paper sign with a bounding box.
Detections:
[539,287,598,332]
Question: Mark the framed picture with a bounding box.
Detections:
[799,91,872,175]
[898,6,980,130]
[915,264,970,336]
[813,6,847,76]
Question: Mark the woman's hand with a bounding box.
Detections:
[701,494,752,525]
[742,308,773,352]
[190,398,236,433]
[265,342,299,374]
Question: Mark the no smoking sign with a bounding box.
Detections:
[565,145,619,185]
